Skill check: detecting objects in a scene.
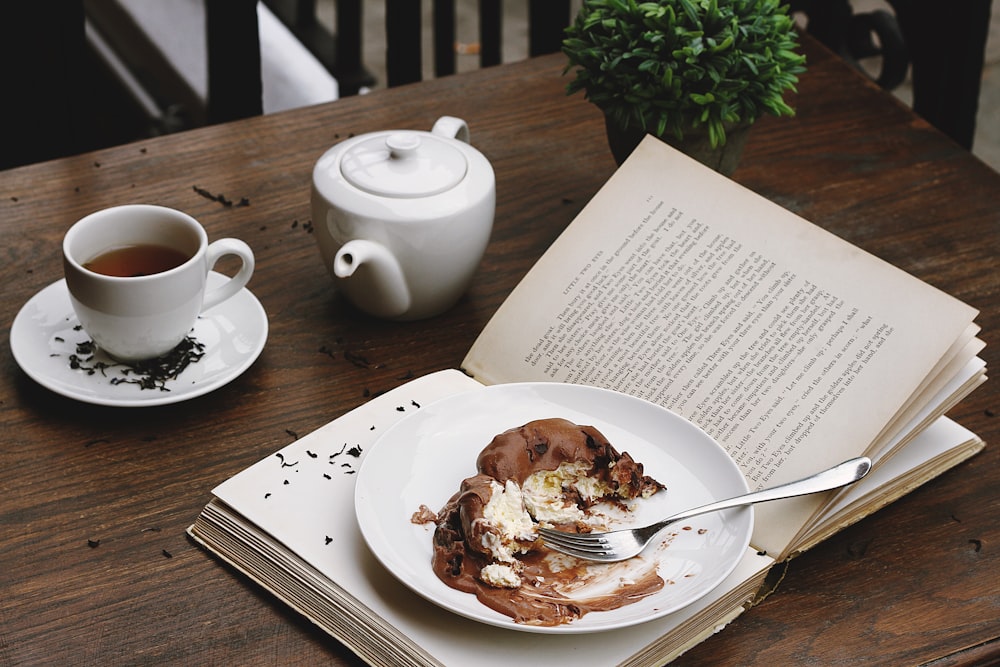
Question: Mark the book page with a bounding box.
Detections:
[464,136,979,556]
[796,417,984,554]
[862,333,983,460]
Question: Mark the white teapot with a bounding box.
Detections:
[310,116,495,320]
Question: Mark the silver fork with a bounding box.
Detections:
[538,456,872,562]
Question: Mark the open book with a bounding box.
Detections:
[189,136,986,666]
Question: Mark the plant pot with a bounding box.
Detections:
[604,116,752,176]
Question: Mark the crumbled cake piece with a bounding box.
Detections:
[425,418,667,625]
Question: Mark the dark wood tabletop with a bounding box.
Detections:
[2,35,998,666]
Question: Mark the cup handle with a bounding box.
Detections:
[202,238,255,311]
[431,116,470,144]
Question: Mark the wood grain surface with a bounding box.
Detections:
[1,36,997,666]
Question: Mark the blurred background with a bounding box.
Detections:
[2,1,996,171]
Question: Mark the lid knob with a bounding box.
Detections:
[386,133,421,159]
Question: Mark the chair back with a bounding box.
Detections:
[386,0,572,87]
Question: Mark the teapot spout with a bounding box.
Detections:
[333,239,412,318]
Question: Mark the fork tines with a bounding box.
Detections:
[537,527,615,556]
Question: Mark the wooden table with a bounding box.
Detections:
[2,36,997,666]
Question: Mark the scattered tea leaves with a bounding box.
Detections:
[344,350,371,369]
[192,185,249,207]
[67,337,206,391]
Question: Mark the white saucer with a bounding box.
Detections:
[10,273,268,407]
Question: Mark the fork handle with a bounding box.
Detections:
[652,456,872,530]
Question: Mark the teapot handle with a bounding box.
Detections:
[431,116,470,144]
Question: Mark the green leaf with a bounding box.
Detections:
[678,0,701,26]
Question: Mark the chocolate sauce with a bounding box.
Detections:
[431,488,664,626]
[425,418,667,626]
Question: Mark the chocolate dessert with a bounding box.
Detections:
[422,417,666,626]
[477,418,664,524]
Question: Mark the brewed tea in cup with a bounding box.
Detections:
[83,243,191,277]
[63,204,255,361]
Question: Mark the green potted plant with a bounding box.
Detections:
[562,0,807,174]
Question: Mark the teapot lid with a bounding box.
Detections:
[340,131,467,198]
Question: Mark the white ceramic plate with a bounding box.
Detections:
[355,382,752,634]
[9,273,267,407]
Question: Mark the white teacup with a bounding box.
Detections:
[63,204,254,361]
